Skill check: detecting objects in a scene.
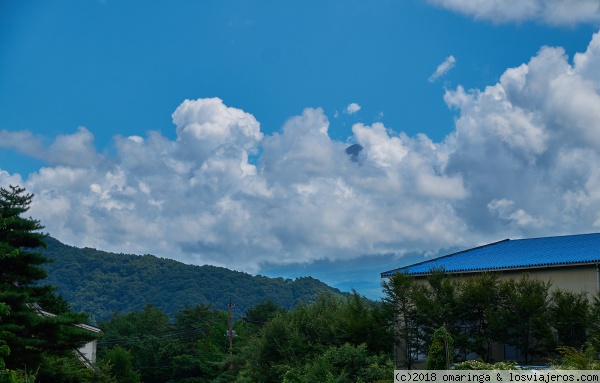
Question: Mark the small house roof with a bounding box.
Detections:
[381,233,600,278]
[27,302,103,334]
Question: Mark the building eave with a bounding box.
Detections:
[381,260,600,278]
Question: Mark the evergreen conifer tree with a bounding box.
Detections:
[0,185,97,371]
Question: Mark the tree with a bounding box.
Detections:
[38,353,116,383]
[235,292,394,383]
[549,289,590,349]
[382,271,421,369]
[100,346,140,383]
[0,185,96,371]
[495,275,554,364]
[98,304,234,383]
[282,343,393,383]
[554,343,600,370]
[339,290,391,355]
[0,302,19,383]
[425,326,454,370]
[454,273,500,361]
[242,300,285,329]
[589,292,600,351]
[99,305,172,383]
[411,269,459,362]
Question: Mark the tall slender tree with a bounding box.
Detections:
[0,185,97,371]
[589,291,600,351]
[382,271,421,369]
[495,275,554,364]
[549,289,590,349]
[455,273,500,361]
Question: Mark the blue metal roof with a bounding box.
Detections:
[381,233,600,278]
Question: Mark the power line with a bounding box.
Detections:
[97,325,213,347]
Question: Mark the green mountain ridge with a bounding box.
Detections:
[40,237,346,321]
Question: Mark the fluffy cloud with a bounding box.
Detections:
[443,31,600,237]
[2,31,600,273]
[0,127,99,166]
[428,0,600,25]
[429,55,456,82]
[0,130,46,159]
[172,97,263,165]
[345,103,361,115]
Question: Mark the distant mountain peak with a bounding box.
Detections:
[345,144,363,162]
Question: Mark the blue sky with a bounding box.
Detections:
[1,1,600,299]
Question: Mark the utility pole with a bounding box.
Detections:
[225,297,236,357]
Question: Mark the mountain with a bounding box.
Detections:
[40,237,346,321]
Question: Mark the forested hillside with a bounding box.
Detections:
[41,237,346,321]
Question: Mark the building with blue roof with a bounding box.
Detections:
[382,233,600,368]
[382,233,600,293]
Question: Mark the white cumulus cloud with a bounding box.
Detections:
[2,31,600,273]
[345,103,361,115]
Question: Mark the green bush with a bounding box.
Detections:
[553,343,600,370]
[282,343,393,383]
[453,360,517,370]
[425,326,454,370]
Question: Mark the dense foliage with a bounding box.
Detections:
[424,326,453,370]
[41,237,346,321]
[453,360,517,370]
[95,292,394,383]
[383,270,600,366]
[553,344,600,370]
[235,291,392,383]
